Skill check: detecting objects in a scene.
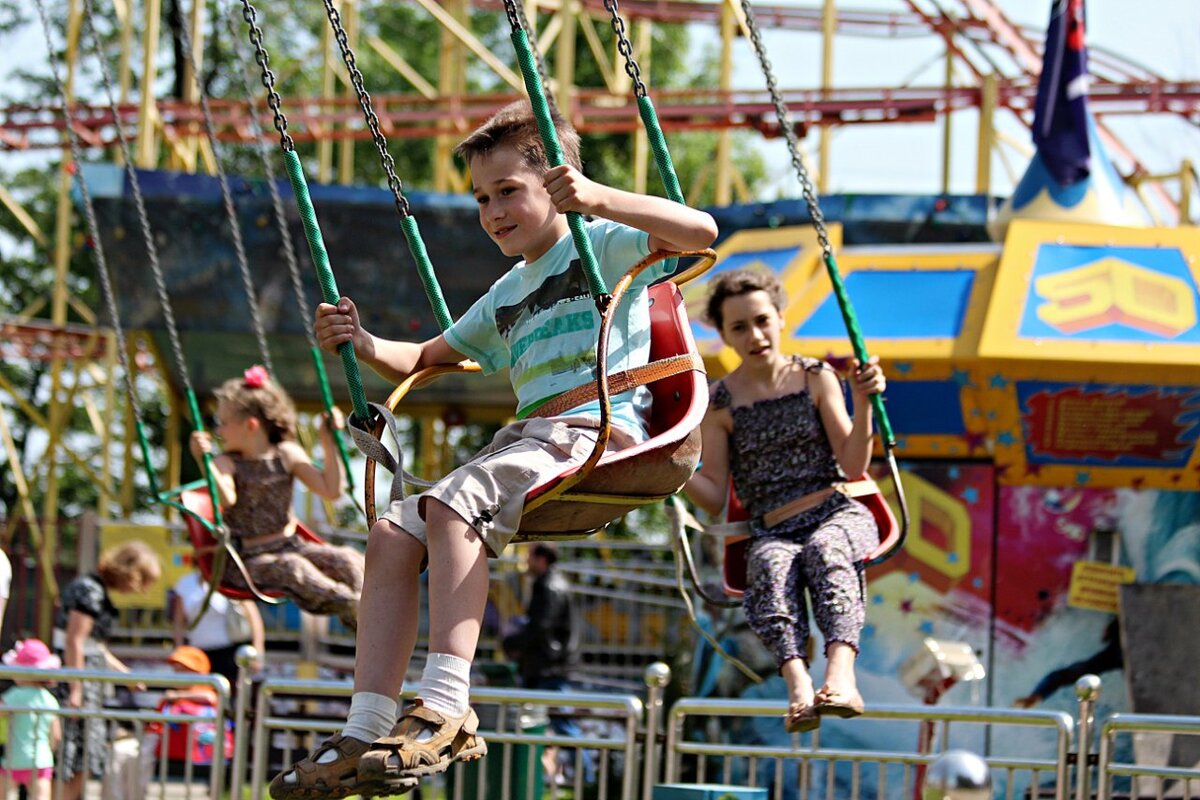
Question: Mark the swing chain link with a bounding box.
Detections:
[238,0,295,152]
[739,0,833,261]
[176,7,275,375]
[225,11,319,355]
[321,0,412,219]
[603,0,648,99]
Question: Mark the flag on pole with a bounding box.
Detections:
[1032,0,1091,186]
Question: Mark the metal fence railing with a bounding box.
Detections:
[1096,713,1200,800]
[10,651,1200,800]
[246,676,647,800]
[0,665,230,800]
[662,697,1074,800]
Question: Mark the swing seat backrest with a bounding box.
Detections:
[722,477,900,598]
[513,281,707,541]
[180,488,323,601]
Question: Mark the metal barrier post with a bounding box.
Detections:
[1075,674,1102,800]
[642,662,671,800]
[230,644,259,800]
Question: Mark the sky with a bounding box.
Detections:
[2,0,1198,203]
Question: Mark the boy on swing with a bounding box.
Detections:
[270,100,717,798]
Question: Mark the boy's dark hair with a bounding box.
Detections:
[531,543,559,565]
[455,100,582,175]
[703,267,788,329]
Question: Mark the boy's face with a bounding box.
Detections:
[471,146,562,262]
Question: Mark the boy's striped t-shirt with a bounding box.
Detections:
[446,219,676,440]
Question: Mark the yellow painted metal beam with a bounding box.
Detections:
[818,0,835,194]
[136,0,161,167]
[0,183,47,246]
[554,0,578,112]
[368,35,438,99]
[409,0,524,92]
[975,73,996,195]
[715,1,733,205]
[338,0,358,185]
[577,12,616,92]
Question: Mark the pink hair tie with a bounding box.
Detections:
[243,365,269,389]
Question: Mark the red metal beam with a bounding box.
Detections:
[0,319,109,362]
[4,80,1195,151]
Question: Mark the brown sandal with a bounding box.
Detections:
[357,700,488,788]
[268,733,385,800]
[813,687,865,718]
[784,702,820,733]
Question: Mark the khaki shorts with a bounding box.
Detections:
[381,416,636,556]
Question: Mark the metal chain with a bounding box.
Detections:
[176,4,275,375]
[320,0,411,219]
[739,0,833,260]
[602,0,647,99]
[224,10,318,354]
[237,0,295,152]
[34,0,144,419]
[509,0,559,114]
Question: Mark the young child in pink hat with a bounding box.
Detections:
[1,639,62,800]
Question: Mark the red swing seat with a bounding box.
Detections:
[515,280,707,540]
[180,487,324,601]
[722,478,900,598]
[367,277,710,542]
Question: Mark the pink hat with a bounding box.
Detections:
[2,639,62,670]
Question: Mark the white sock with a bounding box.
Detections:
[289,692,396,777]
[335,692,398,753]
[418,652,472,723]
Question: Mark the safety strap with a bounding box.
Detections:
[346,403,437,508]
[530,353,703,419]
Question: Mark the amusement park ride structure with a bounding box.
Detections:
[1,0,1198,633]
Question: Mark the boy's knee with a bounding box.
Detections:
[367,518,424,558]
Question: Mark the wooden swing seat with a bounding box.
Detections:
[180,487,324,601]
[722,479,901,598]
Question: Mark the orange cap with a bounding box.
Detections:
[167,645,211,675]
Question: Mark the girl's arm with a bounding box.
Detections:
[187,434,238,509]
[813,358,885,479]
[63,610,95,707]
[50,716,62,749]
[682,399,734,516]
[285,408,345,500]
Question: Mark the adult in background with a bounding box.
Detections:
[504,543,596,784]
[171,568,265,689]
[53,541,161,800]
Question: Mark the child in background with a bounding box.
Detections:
[0,640,62,800]
[189,366,364,628]
[142,646,232,780]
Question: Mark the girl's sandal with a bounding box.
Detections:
[357,700,488,789]
[813,687,865,718]
[784,702,820,733]
[268,733,381,800]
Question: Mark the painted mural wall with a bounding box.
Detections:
[699,462,1200,798]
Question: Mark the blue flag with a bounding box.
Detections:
[1032,0,1091,186]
